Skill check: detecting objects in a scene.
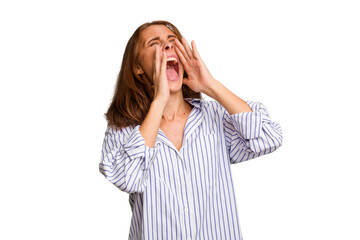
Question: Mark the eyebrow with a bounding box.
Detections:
[146,35,178,46]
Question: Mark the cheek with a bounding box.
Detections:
[138,48,155,66]
[144,51,156,70]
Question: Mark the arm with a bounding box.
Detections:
[139,99,166,148]
[99,46,170,192]
[205,80,282,162]
[139,46,169,148]
[204,79,252,114]
[174,37,282,162]
[215,99,283,164]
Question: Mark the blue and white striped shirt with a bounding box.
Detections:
[99,98,283,240]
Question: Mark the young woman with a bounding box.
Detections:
[99,20,283,240]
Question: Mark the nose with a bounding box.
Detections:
[163,41,174,51]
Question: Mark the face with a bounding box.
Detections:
[136,24,184,93]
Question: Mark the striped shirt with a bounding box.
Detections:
[99,98,283,240]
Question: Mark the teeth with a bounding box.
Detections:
[167,57,178,64]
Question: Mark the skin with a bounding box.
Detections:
[136,25,191,150]
[136,25,183,99]
[137,24,252,151]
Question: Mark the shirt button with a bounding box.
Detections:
[187,237,191,240]
[185,207,189,213]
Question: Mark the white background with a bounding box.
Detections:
[1,0,359,239]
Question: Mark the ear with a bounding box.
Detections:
[135,64,144,75]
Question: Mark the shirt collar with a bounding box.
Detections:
[184,98,202,109]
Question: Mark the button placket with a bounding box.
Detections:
[177,153,191,238]
[177,154,187,187]
[182,159,189,215]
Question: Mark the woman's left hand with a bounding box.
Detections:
[174,37,216,94]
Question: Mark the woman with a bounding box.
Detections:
[99,20,283,240]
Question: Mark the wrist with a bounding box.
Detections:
[152,98,167,109]
[203,79,221,98]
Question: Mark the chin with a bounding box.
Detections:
[168,80,183,93]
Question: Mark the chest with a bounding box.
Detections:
[160,119,187,151]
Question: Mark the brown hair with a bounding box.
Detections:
[104,20,202,128]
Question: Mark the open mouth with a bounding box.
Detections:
[166,56,180,81]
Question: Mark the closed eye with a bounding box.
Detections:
[149,37,177,47]
[150,41,159,46]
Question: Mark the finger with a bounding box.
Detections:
[160,51,167,75]
[175,44,187,66]
[183,77,188,85]
[174,38,190,62]
[181,37,194,59]
[153,46,160,78]
[191,40,201,60]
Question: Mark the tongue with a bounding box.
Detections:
[166,64,178,80]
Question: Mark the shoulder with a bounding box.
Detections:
[185,98,223,114]
[104,124,139,143]
[196,99,226,117]
[201,99,268,114]
[196,99,270,122]
[190,99,227,126]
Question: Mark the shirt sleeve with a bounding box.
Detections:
[219,100,283,164]
[99,124,160,193]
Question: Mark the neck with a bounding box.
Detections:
[162,91,191,121]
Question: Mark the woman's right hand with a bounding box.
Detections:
[152,46,169,105]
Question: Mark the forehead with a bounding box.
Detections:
[140,25,175,44]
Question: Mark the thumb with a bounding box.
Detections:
[183,78,188,85]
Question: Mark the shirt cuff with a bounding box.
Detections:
[230,110,262,140]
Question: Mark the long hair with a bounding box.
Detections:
[104,20,202,128]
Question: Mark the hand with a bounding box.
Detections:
[152,46,169,105]
[174,37,216,94]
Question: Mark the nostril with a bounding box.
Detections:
[165,46,170,50]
